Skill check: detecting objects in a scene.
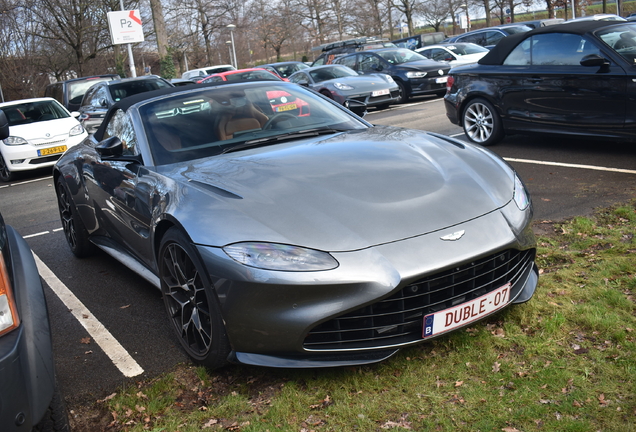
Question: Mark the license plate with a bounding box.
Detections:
[372,89,390,97]
[38,145,67,156]
[275,103,298,112]
[422,283,511,338]
[436,76,448,84]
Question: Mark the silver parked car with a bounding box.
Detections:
[288,64,400,109]
[54,81,538,370]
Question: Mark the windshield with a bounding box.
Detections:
[68,78,114,106]
[140,83,368,165]
[109,79,172,101]
[597,24,636,64]
[310,66,358,82]
[272,63,309,77]
[377,49,428,64]
[447,43,489,55]
[1,100,70,126]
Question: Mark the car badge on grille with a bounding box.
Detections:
[45,133,50,137]
[440,230,465,241]
[438,70,444,76]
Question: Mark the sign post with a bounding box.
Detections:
[107,9,144,78]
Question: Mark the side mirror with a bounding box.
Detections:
[580,54,610,68]
[0,111,8,141]
[297,79,310,87]
[70,111,81,118]
[344,99,368,117]
[100,98,108,108]
[96,136,123,157]
[371,63,383,71]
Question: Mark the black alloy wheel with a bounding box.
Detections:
[56,177,94,257]
[159,228,230,370]
[462,98,504,146]
[395,80,409,104]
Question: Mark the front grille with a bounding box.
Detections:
[304,248,535,351]
[34,138,66,147]
[29,154,62,165]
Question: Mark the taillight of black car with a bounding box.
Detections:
[446,75,454,93]
[0,249,20,336]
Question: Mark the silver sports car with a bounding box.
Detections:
[288,65,400,109]
[53,81,538,370]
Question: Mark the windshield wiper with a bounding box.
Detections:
[220,128,347,155]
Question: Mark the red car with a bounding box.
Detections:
[198,68,283,83]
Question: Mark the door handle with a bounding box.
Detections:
[528,77,543,84]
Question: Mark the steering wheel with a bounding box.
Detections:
[262,113,298,130]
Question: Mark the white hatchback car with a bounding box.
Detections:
[0,97,87,181]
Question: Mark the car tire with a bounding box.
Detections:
[461,98,504,146]
[159,228,231,370]
[396,81,409,104]
[56,177,95,258]
[33,385,70,432]
[0,153,14,182]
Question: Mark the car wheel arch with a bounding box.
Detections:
[459,93,502,127]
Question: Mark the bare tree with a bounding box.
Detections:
[419,0,450,32]
[393,0,419,36]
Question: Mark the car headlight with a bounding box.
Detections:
[384,74,395,83]
[406,71,427,78]
[223,242,339,271]
[513,174,530,210]
[3,136,28,146]
[70,124,85,136]
[0,251,20,336]
[334,82,354,90]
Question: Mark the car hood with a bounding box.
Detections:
[160,126,514,251]
[8,117,81,142]
[321,75,397,90]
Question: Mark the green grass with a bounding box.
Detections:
[71,201,636,431]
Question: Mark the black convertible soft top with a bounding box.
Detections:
[478,20,631,65]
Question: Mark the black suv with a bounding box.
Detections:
[334,48,450,103]
[311,36,395,66]
[44,74,120,112]
[78,76,173,134]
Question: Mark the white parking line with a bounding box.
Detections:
[503,158,636,175]
[33,253,144,378]
[23,231,50,239]
[447,133,636,175]
[0,177,51,188]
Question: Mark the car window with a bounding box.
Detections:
[91,86,109,108]
[431,48,452,61]
[597,24,636,64]
[457,32,483,45]
[103,109,138,156]
[310,66,357,82]
[358,53,379,71]
[532,33,600,65]
[225,71,280,81]
[485,31,505,46]
[288,72,309,84]
[336,54,357,69]
[68,78,114,106]
[108,79,172,102]
[1,100,69,126]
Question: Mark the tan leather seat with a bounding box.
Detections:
[216,102,268,141]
